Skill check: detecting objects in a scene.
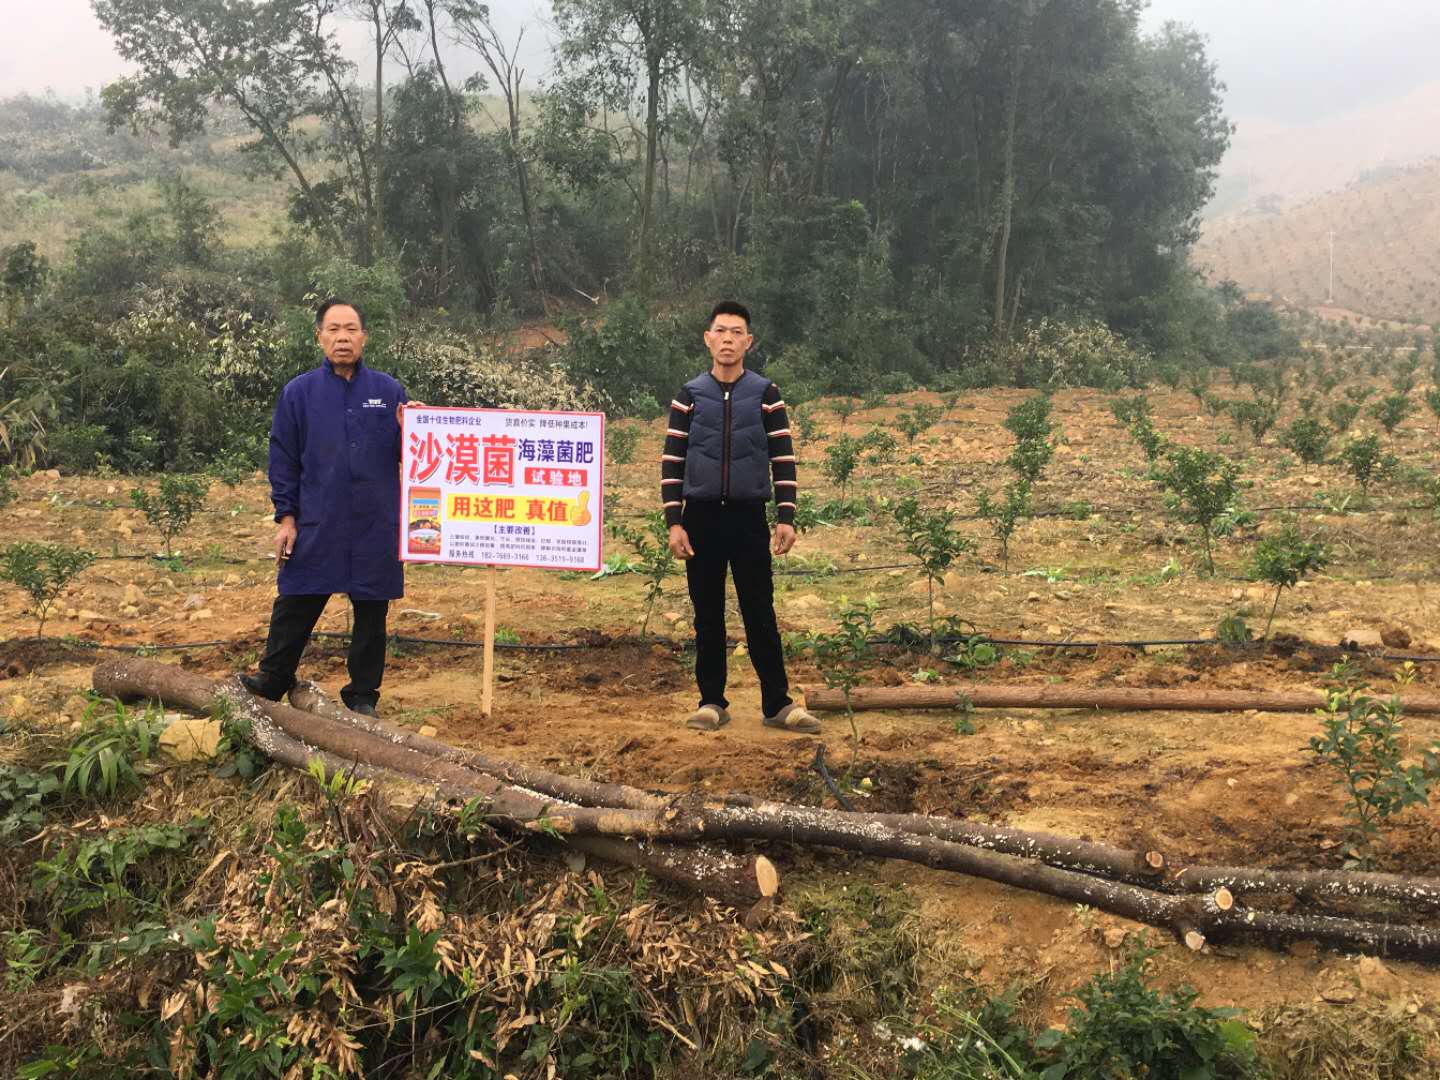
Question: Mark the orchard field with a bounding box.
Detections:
[4,350,1440,1076]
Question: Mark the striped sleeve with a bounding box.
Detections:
[762,382,797,526]
[660,387,693,527]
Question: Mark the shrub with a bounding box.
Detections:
[1038,942,1262,1078]
[388,325,603,413]
[797,596,878,774]
[1250,526,1329,638]
[1338,434,1395,500]
[888,497,974,652]
[1227,398,1279,444]
[977,482,1031,571]
[1326,399,1361,434]
[555,297,692,417]
[1009,318,1153,390]
[859,426,898,465]
[823,434,862,496]
[607,511,676,636]
[897,402,942,443]
[606,425,641,466]
[1369,392,1413,436]
[1279,416,1330,465]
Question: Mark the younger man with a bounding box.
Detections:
[660,301,821,733]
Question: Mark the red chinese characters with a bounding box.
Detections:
[408,432,443,483]
[445,433,480,484]
[482,434,516,486]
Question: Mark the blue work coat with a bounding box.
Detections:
[269,359,408,599]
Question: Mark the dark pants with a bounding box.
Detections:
[683,501,793,718]
[253,593,390,709]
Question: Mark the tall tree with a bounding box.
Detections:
[93,0,417,262]
[447,0,548,309]
[550,0,704,276]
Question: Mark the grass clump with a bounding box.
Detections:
[793,882,922,1023]
[1256,1002,1434,1079]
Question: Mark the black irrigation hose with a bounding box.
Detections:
[49,630,1440,666]
[313,631,585,652]
[96,554,252,565]
[779,562,920,576]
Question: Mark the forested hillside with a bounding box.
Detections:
[0,0,1260,479]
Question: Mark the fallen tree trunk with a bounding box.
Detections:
[94,658,1440,959]
[94,659,778,909]
[290,682,1440,910]
[1169,864,1440,907]
[805,683,1440,716]
[291,682,1171,882]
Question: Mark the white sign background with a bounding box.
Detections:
[399,406,605,572]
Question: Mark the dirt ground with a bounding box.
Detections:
[5,378,1440,1031]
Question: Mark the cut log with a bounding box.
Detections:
[93,659,776,908]
[93,658,1440,960]
[287,681,664,812]
[288,683,1440,912]
[805,683,1440,716]
[1169,864,1440,907]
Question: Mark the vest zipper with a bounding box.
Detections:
[721,388,732,503]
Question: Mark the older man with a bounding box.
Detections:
[240,298,409,717]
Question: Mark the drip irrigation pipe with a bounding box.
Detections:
[318,631,583,651]
[47,631,1440,666]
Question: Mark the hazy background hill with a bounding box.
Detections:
[1195,156,1440,328]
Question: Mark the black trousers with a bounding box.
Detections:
[254,593,390,708]
[683,501,793,718]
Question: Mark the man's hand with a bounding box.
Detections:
[772,522,797,556]
[668,524,695,560]
[275,515,297,566]
[397,400,426,424]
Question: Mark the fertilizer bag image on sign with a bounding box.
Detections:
[407,487,442,555]
[399,406,605,572]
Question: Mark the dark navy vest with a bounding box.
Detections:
[682,369,773,502]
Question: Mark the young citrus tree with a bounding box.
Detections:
[888,497,974,653]
[1,543,95,638]
[1155,447,1242,576]
[1250,526,1329,639]
[130,474,211,557]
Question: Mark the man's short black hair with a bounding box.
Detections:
[708,300,751,331]
[315,297,366,330]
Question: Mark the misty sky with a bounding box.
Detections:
[3,0,1437,129]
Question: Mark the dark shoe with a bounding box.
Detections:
[346,701,379,719]
[239,673,287,702]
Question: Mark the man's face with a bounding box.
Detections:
[704,314,752,369]
[316,305,367,366]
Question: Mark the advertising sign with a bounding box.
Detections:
[400,406,604,572]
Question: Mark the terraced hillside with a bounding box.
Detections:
[1196,157,1440,328]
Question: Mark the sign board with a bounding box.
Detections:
[399,406,605,572]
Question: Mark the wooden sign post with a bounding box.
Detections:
[481,567,497,717]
